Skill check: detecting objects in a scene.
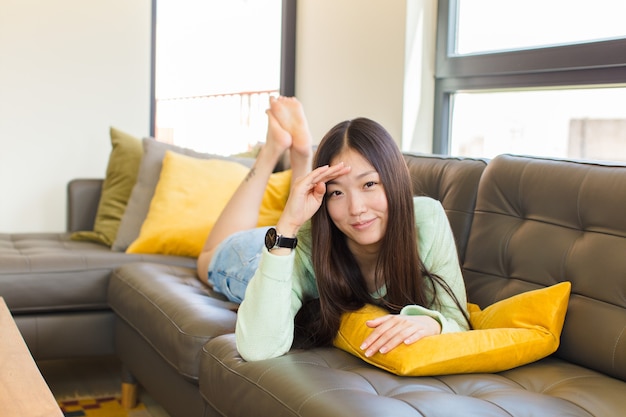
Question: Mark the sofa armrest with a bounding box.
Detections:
[67,179,103,232]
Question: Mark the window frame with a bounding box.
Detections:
[148,0,297,137]
[433,0,626,154]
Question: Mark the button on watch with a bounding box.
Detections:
[264,227,298,251]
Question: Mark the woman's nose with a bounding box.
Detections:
[348,194,366,216]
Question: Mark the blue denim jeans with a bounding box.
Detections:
[207,227,270,304]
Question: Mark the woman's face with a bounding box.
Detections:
[326,148,388,255]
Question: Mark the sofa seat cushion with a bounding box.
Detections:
[108,262,238,381]
[201,334,626,417]
[0,233,195,313]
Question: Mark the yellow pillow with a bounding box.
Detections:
[257,169,291,226]
[126,151,291,257]
[333,281,571,376]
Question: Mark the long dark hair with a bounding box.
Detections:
[294,118,469,348]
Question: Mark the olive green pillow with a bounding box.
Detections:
[71,127,143,246]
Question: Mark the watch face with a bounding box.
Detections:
[265,227,277,250]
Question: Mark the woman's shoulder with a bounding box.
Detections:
[412,196,453,267]
[412,195,445,218]
[412,196,448,240]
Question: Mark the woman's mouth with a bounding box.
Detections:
[351,218,375,230]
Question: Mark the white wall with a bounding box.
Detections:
[295,0,406,143]
[0,0,151,232]
[295,0,436,152]
[402,0,437,153]
[0,0,435,233]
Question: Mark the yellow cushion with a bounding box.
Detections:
[333,281,571,376]
[71,127,143,246]
[257,169,291,226]
[126,151,291,257]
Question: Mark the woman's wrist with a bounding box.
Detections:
[264,220,300,257]
[276,219,300,238]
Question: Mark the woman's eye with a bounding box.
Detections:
[327,190,342,198]
[364,181,377,189]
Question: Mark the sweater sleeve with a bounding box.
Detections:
[399,197,469,333]
[235,249,303,361]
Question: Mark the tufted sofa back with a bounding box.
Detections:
[463,154,626,381]
[403,153,487,263]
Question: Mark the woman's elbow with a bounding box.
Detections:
[235,340,288,362]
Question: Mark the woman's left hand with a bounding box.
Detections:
[360,314,442,358]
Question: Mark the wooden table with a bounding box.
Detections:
[0,297,62,417]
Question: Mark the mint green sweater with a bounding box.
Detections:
[236,196,469,361]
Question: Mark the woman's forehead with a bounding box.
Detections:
[330,148,374,168]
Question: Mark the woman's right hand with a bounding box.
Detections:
[276,163,351,237]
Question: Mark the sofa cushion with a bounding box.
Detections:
[126,152,251,257]
[403,153,486,263]
[71,127,143,247]
[333,282,570,376]
[463,154,626,382]
[0,233,194,313]
[201,334,626,417]
[112,138,256,252]
[108,262,238,381]
[126,151,291,258]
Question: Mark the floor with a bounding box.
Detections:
[38,355,171,417]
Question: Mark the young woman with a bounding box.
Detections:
[197,96,469,362]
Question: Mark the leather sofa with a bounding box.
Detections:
[1,152,625,417]
[0,178,195,360]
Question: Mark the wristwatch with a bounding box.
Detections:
[264,227,298,251]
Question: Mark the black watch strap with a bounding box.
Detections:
[265,227,298,251]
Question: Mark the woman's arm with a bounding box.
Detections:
[401,197,469,333]
[235,249,303,361]
[236,164,350,361]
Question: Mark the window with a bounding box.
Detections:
[450,88,626,161]
[150,0,295,155]
[435,0,626,161]
[455,0,626,55]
